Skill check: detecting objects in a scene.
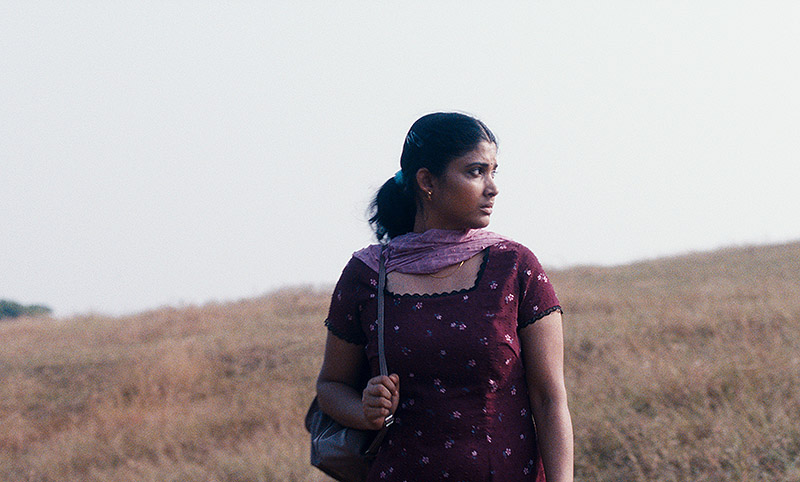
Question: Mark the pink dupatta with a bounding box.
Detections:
[353,229,512,275]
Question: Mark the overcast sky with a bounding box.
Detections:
[3,1,799,316]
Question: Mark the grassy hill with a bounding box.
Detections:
[1,242,799,481]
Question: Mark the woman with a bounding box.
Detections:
[316,112,573,481]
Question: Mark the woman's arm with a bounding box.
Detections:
[519,310,573,482]
[316,332,399,431]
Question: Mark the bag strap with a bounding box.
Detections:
[376,246,392,428]
[377,246,388,378]
[364,246,393,456]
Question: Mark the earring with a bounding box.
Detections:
[427,191,432,201]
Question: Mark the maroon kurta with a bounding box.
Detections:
[326,241,561,481]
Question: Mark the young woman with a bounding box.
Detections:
[316,112,573,481]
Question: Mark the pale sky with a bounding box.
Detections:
[3,1,799,316]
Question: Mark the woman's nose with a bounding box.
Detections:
[485,175,499,197]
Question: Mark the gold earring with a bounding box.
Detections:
[427,191,432,201]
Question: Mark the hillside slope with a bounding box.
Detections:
[1,242,799,481]
[553,241,800,480]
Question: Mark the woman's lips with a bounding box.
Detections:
[480,205,493,214]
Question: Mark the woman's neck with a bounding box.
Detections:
[413,211,462,233]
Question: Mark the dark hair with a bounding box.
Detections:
[369,112,497,242]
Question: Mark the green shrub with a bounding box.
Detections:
[0,299,52,319]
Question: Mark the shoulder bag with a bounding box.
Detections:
[305,247,393,481]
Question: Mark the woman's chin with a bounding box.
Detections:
[469,217,491,229]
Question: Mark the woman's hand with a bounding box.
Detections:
[362,373,400,430]
[317,334,398,431]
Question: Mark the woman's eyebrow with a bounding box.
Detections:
[466,161,499,169]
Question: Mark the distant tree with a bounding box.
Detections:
[0,299,52,320]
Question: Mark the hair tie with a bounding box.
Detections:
[405,131,423,148]
[394,170,405,185]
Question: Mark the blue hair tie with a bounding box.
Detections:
[405,131,423,147]
[394,170,405,185]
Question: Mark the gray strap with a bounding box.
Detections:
[377,247,393,430]
[366,246,393,458]
[377,247,388,378]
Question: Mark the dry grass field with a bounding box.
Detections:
[1,241,799,481]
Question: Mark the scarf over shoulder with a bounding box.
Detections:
[353,228,512,275]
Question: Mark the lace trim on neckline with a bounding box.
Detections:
[385,248,491,299]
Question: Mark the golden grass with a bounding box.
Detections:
[1,289,332,482]
[555,242,800,481]
[1,242,799,481]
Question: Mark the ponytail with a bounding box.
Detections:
[369,175,416,243]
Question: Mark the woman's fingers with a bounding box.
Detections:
[365,378,393,400]
[363,395,392,410]
[388,373,400,411]
[364,406,391,419]
[371,375,400,397]
[362,375,400,427]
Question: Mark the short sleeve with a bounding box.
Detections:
[516,246,562,329]
[324,257,372,345]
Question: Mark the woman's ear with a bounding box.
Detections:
[415,168,435,197]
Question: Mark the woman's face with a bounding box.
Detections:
[424,141,499,231]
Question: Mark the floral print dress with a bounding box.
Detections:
[325,241,561,481]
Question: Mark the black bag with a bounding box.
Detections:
[306,248,393,481]
[305,397,386,481]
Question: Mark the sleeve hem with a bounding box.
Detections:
[518,305,562,330]
[324,318,367,346]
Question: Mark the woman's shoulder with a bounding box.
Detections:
[350,244,381,273]
[487,239,552,285]
[490,236,540,261]
[329,251,380,308]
